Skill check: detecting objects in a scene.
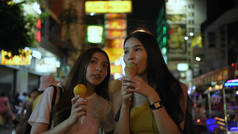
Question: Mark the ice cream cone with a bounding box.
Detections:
[125,62,137,79]
[73,83,87,124]
[73,84,87,97]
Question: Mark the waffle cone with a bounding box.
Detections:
[125,63,137,78]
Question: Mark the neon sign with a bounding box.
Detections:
[85,1,132,13]
[86,25,104,44]
[1,49,31,65]
[224,78,238,87]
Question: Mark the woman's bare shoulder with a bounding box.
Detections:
[109,79,122,94]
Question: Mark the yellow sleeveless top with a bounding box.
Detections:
[130,101,159,134]
[32,94,42,110]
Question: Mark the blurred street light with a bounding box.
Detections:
[184,36,189,40]
[189,32,194,36]
[196,57,201,62]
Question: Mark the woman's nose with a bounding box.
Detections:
[127,51,135,61]
[96,65,102,72]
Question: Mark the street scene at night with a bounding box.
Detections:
[0,0,238,134]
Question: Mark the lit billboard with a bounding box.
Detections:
[86,25,104,44]
[85,1,132,13]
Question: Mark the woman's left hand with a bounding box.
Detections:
[124,76,158,100]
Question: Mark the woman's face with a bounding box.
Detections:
[86,52,109,86]
[124,37,148,75]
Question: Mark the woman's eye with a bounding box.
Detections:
[135,47,142,51]
[90,60,97,64]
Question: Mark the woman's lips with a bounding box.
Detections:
[92,74,102,80]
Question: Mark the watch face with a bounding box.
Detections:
[154,102,161,108]
[150,101,163,110]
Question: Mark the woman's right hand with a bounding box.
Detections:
[68,96,87,125]
[121,78,133,108]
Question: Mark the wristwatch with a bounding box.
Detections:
[149,100,163,110]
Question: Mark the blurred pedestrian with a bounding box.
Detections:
[32,75,58,111]
[15,88,41,134]
[0,92,12,126]
[12,92,21,113]
[18,92,27,104]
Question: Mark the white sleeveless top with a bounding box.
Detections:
[28,87,114,134]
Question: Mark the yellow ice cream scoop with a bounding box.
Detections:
[125,62,137,78]
[73,84,87,97]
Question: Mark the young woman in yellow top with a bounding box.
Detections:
[114,30,188,134]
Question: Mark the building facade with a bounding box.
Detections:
[166,0,206,83]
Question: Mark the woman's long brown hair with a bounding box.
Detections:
[124,31,184,132]
[52,47,111,126]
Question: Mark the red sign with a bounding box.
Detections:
[106,19,126,30]
[36,18,41,42]
[107,30,126,39]
[107,14,126,19]
[107,39,124,48]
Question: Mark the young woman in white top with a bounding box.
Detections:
[29,47,114,134]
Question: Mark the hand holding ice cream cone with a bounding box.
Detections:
[73,84,87,124]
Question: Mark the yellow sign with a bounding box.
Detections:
[85,1,132,13]
[1,49,31,65]
[107,39,124,48]
[106,19,126,29]
[111,64,122,74]
[104,47,124,62]
[191,34,202,48]
[107,30,126,39]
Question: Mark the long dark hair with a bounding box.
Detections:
[53,47,111,126]
[124,31,184,130]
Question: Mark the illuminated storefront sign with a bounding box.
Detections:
[36,18,41,43]
[107,30,126,39]
[86,25,104,44]
[191,34,202,48]
[106,19,126,29]
[166,0,187,53]
[177,63,188,71]
[166,0,186,14]
[107,13,126,19]
[1,49,31,65]
[104,13,126,64]
[224,78,238,87]
[104,48,124,62]
[85,1,132,13]
[107,39,124,48]
[35,57,59,73]
[111,64,122,74]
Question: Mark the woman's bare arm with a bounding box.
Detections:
[113,79,133,134]
[125,77,188,134]
[149,84,188,134]
[30,118,74,134]
[30,91,87,134]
